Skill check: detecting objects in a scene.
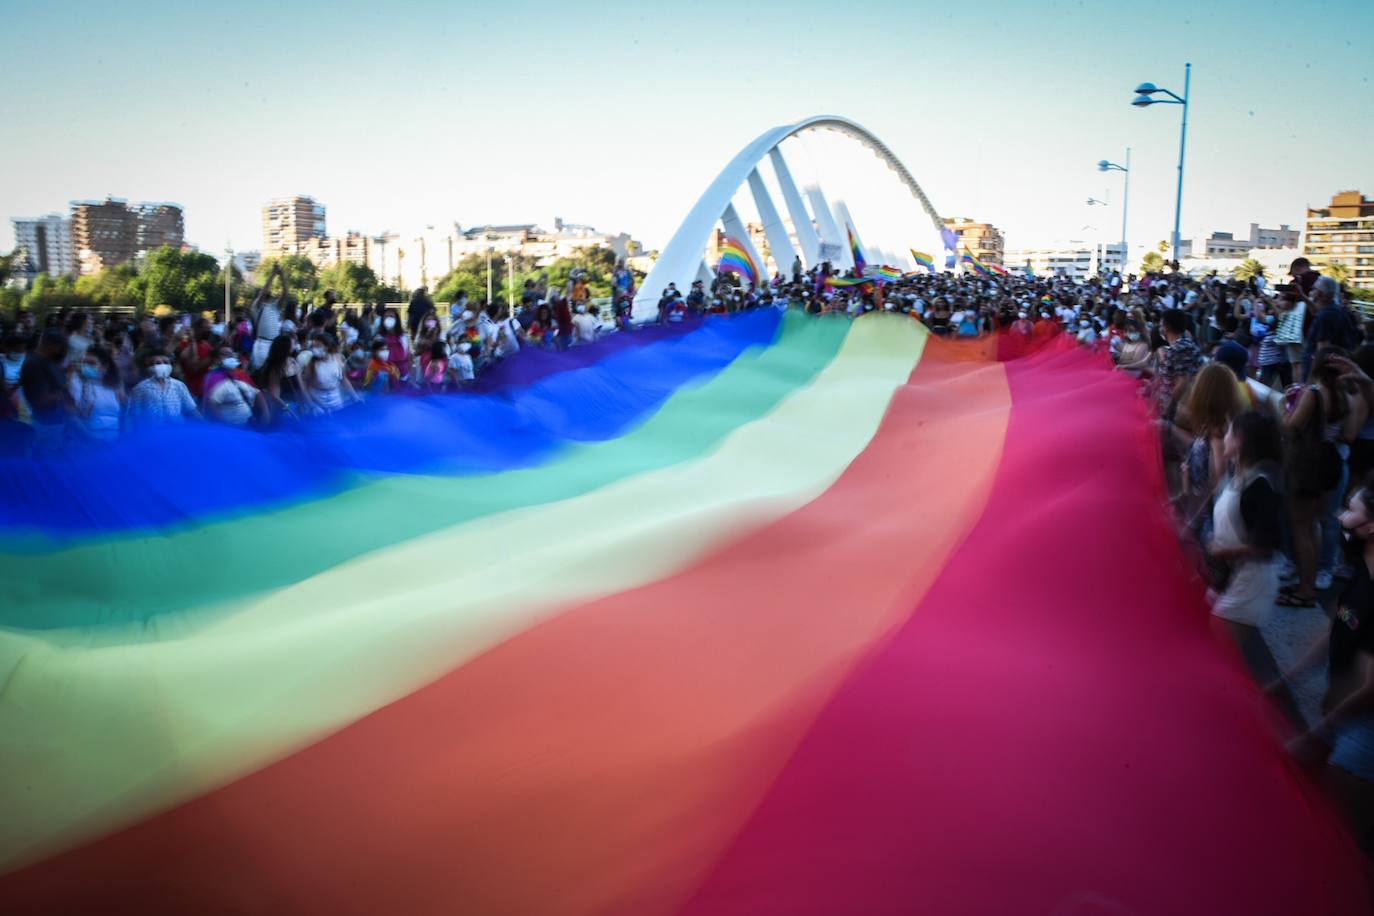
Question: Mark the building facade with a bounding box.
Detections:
[261,196,327,258]
[135,204,185,252]
[11,214,76,280]
[944,217,1004,266]
[1304,191,1374,292]
[70,198,139,275]
[1004,242,1127,279]
[298,232,373,270]
[1179,223,1301,259]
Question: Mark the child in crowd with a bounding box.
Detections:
[362,338,401,396]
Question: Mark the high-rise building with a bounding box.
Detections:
[71,198,139,275]
[135,203,185,252]
[69,198,186,275]
[11,214,76,280]
[944,217,1004,265]
[1304,191,1374,291]
[261,196,327,258]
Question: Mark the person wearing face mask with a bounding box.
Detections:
[67,346,124,441]
[1255,301,1290,389]
[345,341,369,385]
[204,347,267,427]
[127,350,199,428]
[302,334,357,414]
[380,308,410,382]
[449,341,475,386]
[1115,320,1151,373]
[420,340,449,392]
[415,314,442,368]
[363,338,401,396]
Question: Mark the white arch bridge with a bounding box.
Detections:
[633,115,946,316]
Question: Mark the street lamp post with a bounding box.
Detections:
[1132,64,1190,265]
[1097,149,1130,274]
[224,246,233,328]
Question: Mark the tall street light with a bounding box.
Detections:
[1097,149,1130,274]
[1132,64,1190,265]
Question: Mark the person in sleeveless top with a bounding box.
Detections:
[1208,411,1284,626]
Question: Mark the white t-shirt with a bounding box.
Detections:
[68,378,121,439]
[451,353,475,381]
[572,313,599,344]
[206,375,258,426]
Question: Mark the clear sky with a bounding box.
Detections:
[2,0,1371,259]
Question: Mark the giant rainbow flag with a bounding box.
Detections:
[0,311,1367,914]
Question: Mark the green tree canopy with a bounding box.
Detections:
[1232,258,1266,282]
[1324,261,1352,285]
[256,255,318,304]
[138,246,221,313]
[318,262,384,304]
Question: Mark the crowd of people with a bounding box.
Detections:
[4,246,1374,847]
[661,254,1374,849]
[0,264,622,451]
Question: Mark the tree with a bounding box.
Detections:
[1141,251,1165,274]
[255,255,318,303]
[22,272,91,317]
[138,246,221,313]
[1232,258,1266,282]
[318,262,383,304]
[0,250,16,287]
[75,263,142,310]
[1324,261,1352,285]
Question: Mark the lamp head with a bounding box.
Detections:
[1134,82,1159,94]
[1097,160,1111,171]
[1132,95,1156,108]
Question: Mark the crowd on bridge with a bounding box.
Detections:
[0,263,631,449]
[5,247,1374,849]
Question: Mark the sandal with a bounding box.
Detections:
[1275,592,1317,609]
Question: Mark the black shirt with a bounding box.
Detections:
[1328,559,1374,712]
[19,352,66,424]
[1239,473,1282,551]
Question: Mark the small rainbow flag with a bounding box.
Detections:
[874,266,904,282]
[824,275,874,289]
[847,226,866,274]
[910,250,936,273]
[717,236,760,286]
[960,250,993,277]
[988,263,1009,276]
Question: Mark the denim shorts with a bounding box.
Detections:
[1330,716,1374,782]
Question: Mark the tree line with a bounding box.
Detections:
[0,243,635,318]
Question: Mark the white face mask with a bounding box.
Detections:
[383,317,396,330]
[1127,332,1141,341]
[312,346,327,359]
[152,363,172,379]
[222,356,240,370]
[377,349,390,362]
